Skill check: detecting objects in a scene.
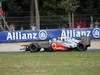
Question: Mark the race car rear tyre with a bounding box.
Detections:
[29,43,40,52]
[77,43,86,51]
[80,36,91,47]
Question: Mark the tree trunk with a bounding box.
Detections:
[35,0,40,30]
[72,12,74,28]
[30,0,35,26]
[68,12,72,28]
[0,0,8,31]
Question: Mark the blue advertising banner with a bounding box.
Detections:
[0,28,100,42]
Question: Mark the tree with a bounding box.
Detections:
[79,0,95,14]
[58,0,79,27]
[39,0,61,15]
[0,0,10,31]
[30,0,35,28]
[34,0,40,30]
[2,0,100,29]
[24,0,40,30]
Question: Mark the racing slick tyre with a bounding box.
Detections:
[29,43,40,52]
[80,36,91,47]
[77,43,86,51]
[44,47,53,52]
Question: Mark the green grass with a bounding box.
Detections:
[0,51,100,75]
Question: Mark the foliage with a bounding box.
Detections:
[3,0,100,15]
[58,0,79,13]
[2,0,100,29]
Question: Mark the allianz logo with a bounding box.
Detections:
[61,30,91,38]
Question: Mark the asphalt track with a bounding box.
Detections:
[0,39,100,52]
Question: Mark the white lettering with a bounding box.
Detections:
[73,30,76,37]
[12,32,15,40]
[86,31,91,37]
[19,32,22,39]
[61,30,91,38]
[66,30,70,37]
[75,31,81,37]
[22,34,27,39]
[81,31,87,36]
[33,33,37,39]
[61,30,67,37]
[6,32,37,40]
[16,32,19,39]
[27,33,32,39]
[69,30,72,38]
[7,32,13,40]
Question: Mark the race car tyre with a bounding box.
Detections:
[29,43,40,52]
[80,36,91,47]
[44,47,53,52]
[77,43,86,51]
[25,46,30,51]
[85,47,88,51]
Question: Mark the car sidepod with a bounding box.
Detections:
[51,41,77,51]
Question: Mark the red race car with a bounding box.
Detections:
[20,36,91,52]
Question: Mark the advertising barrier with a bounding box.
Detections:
[0,28,100,42]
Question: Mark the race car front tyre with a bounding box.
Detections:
[29,43,40,52]
[44,47,53,52]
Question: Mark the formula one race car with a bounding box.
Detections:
[20,36,91,52]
